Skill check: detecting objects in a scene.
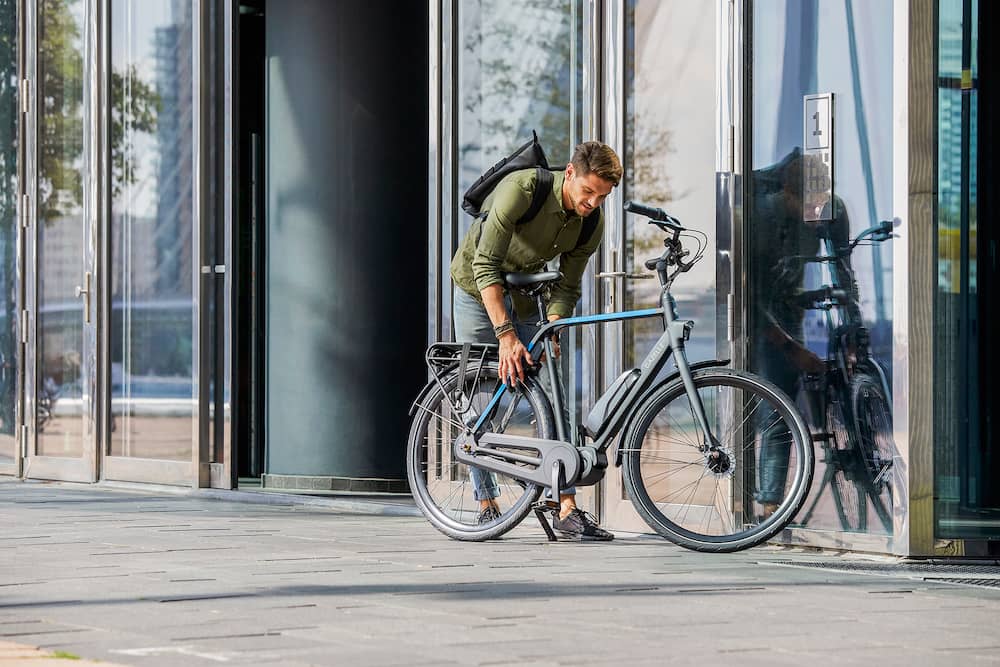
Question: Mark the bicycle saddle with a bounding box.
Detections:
[504,271,563,289]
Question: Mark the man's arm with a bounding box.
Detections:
[472,178,534,384]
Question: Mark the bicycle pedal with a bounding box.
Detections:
[532,499,559,512]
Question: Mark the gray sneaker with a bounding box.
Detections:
[551,509,614,541]
[477,505,502,525]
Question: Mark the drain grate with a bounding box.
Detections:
[923,577,1000,589]
[765,561,1000,589]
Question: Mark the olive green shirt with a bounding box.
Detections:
[450,168,604,320]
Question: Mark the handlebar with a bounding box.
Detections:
[624,200,683,230]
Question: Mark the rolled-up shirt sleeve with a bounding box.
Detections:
[547,213,604,319]
[472,178,532,293]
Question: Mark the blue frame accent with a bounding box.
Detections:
[472,307,664,431]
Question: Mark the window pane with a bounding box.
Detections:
[457,0,583,241]
[749,1,896,536]
[623,0,717,368]
[0,0,17,461]
[935,0,996,539]
[109,0,193,460]
[37,0,86,457]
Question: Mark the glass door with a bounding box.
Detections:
[601,0,723,530]
[1,0,21,476]
[100,0,197,485]
[23,0,97,482]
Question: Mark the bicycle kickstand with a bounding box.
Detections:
[531,460,565,542]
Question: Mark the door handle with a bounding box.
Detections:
[75,271,92,324]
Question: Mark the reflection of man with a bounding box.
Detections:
[450,141,622,540]
[751,152,861,514]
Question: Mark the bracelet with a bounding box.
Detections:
[493,320,516,339]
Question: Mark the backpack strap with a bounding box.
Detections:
[515,167,554,226]
[577,208,601,247]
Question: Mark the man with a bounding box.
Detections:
[751,152,861,516]
[450,140,622,540]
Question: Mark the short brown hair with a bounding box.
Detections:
[571,141,623,186]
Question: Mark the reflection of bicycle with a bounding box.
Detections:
[794,220,895,533]
[407,202,814,552]
[37,377,60,432]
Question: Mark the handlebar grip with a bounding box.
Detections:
[624,200,669,222]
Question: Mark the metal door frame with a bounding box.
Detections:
[97,0,210,487]
[0,0,26,479]
[21,0,99,483]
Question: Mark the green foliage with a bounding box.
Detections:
[111,66,161,199]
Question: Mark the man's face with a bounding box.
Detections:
[563,163,614,217]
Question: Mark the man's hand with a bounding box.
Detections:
[498,332,533,385]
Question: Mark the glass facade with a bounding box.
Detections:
[455,0,589,423]
[935,0,999,539]
[748,0,896,536]
[108,0,194,461]
[0,0,994,555]
[0,0,16,463]
[623,0,717,367]
[36,0,87,458]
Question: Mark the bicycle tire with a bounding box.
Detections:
[406,362,552,541]
[622,367,813,552]
[851,371,894,533]
[825,396,867,532]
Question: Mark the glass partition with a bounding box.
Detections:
[935,0,998,539]
[455,0,587,423]
[36,0,87,458]
[0,0,17,463]
[109,0,194,460]
[623,0,716,369]
[748,0,896,536]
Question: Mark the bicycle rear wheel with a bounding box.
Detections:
[406,363,551,541]
[826,397,867,532]
[851,371,894,532]
[622,368,813,552]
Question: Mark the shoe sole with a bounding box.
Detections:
[554,530,614,542]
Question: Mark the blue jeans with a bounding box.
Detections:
[452,287,575,501]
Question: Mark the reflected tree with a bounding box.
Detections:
[459,0,576,173]
[0,0,17,435]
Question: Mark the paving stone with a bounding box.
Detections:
[2,478,999,666]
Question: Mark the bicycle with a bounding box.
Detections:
[406,202,815,552]
[791,219,895,533]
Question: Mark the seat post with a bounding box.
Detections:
[534,292,548,327]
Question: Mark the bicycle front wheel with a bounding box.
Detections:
[406,363,552,541]
[622,368,813,552]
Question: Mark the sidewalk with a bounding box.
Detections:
[2,478,998,667]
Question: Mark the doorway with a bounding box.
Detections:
[231,0,428,493]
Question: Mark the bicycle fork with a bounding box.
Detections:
[661,292,722,460]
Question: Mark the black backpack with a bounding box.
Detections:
[461,131,600,245]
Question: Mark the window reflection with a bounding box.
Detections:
[749,0,895,535]
[623,0,716,368]
[0,0,17,461]
[36,0,86,457]
[109,0,193,460]
[457,0,583,240]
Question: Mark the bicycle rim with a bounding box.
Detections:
[851,374,895,491]
[406,364,548,541]
[826,398,868,532]
[622,368,813,552]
